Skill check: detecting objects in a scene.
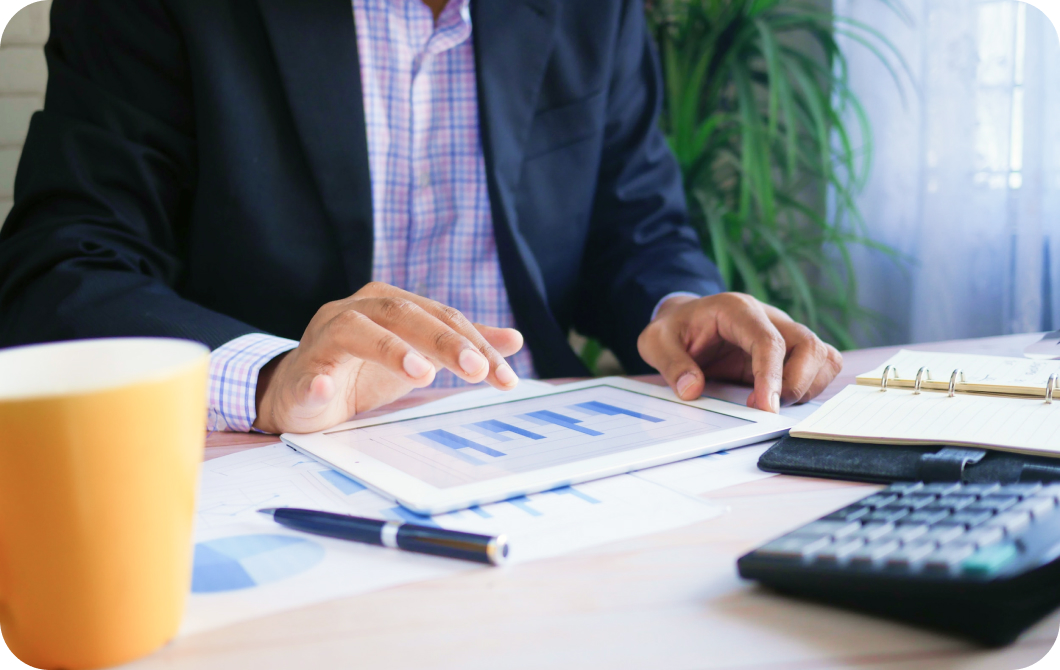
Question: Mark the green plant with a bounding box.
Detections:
[646,0,909,351]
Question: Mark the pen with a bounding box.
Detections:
[258,507,509,566]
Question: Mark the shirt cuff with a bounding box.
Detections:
[207,333,299,433]
[651,292,701,321]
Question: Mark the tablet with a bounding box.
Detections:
[282,377,795,515]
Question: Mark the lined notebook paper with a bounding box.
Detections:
[791,351,1060,457]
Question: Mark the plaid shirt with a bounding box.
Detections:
[207,0,531,432]
[207,0,695,432]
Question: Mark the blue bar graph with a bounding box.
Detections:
[471,419,545,440]
[387,506,440,528]
[319,469,366,495]
[547,485,601,504]
[505,495,543,517]
[521,410,603,436]
[573,401,664,423]
[463,423,514,442]
[468,505,492,519]
[418,429,507,457]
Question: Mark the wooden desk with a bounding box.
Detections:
[129,333,1060,670]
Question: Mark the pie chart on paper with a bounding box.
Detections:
[191,534,325,593]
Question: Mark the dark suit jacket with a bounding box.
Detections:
[0,0,723,378]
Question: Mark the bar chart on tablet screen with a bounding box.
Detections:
[323,385,750,488]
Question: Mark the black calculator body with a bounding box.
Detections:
[737,482,1060,646]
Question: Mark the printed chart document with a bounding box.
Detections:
[284,377,793,514]
[635,400,820,496]
[181,381,809,636]
[182,443,724,635]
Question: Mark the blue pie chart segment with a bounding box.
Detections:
[191,534,325,593]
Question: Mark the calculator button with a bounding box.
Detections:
[814,538,866,564]
[849,540,901,566]
[899,509,952,526]
[885,482,924,495]
[961,542,1019,577]
[1012,496,1057,519]
[984,511,1032,536]
[966,496,1019,513]
[939,510,994,528]
[755,535,833,560]
[919,525,966,545]
[1037,484,1060,502]
[900,495,939,510]
[959,483,1001,497]
[953,526,1006,549]
[884,525,930,544]
[823,505,872,522]
[923,545,976,573]
[932,495,977,511]
[860,494,900,508]
[847,522,895,542]
[998,482,1042,498]
[920,483,963,495]
[884,541,937,569]
[865,505,911,523]
[791,521,862,539]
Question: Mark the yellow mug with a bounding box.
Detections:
[0,338,209,670]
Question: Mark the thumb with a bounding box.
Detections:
[294,372,336,412]
[638,324,704,401]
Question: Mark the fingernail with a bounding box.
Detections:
[495,363,518,386]
[403,351,433,379]
[676,372,697,398]
[459,349,488,376]
[770,392,781,414]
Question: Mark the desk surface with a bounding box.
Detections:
[130,333,1060,670]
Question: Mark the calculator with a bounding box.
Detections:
[737,481,1060,646]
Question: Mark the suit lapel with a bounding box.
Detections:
[256,0,374,290]
[255,0,584,375]
[473,0,559,210]
[473,0,586,377]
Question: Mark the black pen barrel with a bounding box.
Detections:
[264,508,508,565]
[396,524,508,565]
[272,508,387,545]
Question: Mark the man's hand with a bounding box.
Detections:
[638,293,842,412]
[253,282,524,434]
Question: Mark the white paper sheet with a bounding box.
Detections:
[181,382,806,636]
[633,442,776,496]
[633,399,820,496]
[182,443,724,635]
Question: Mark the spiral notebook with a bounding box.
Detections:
[790,350,1060,458]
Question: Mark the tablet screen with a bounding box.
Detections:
[323,385,751,489]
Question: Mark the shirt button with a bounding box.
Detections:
[416,170,430,189]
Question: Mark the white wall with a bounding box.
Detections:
[0,0,49,227]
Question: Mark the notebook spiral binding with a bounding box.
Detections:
[880,367,1060,404]
[914,366,930,394]
[948,369,965,397]
[879,365,898,391]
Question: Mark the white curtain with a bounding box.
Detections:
[834,0,1060,345]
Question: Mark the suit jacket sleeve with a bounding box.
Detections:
[572,0,724,373]
[0,0,260,349]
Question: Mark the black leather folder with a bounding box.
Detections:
[759,435,1060,485]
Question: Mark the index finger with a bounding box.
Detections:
[712,297,786,413]
[370,285,520,390]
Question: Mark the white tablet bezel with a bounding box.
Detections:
[281,377,794,515]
